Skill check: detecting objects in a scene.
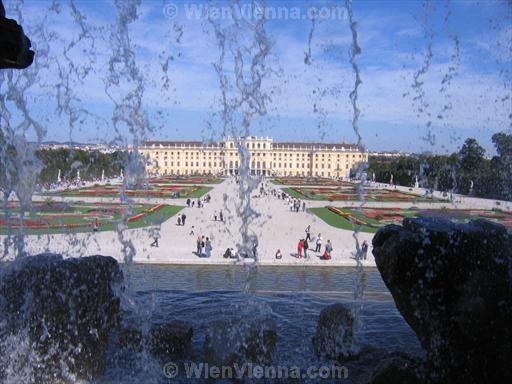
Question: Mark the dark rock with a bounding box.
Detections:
[150,320,193,357]
[204,317,277,366]
[117,326,143,352]
[312,303,355,360]
[367,352,421,384]
[116,320,193,358]
[0,5,34,69]
[0,254,123,383]
[373,218,512,383]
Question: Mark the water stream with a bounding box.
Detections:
[208,0,272,280]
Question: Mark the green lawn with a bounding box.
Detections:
[282,187,328,200]
[309,207,379,233]
[48,186,212,199]
[0,205,184,235]
[186,186,212,198]
[282,187,433,202]
[309,206,512,233]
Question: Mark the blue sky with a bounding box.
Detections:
[1,0,510,154]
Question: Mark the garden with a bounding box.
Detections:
[310,206,512,233]
[272,177,352,186]
[148,175,223,184]
[283,185,434,202]
[0,201,183,235]
[47,182,212,199]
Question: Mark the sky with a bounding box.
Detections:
[0,0,511,154]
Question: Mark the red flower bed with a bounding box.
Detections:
[362,208,402,219]
[127,213,146,222]
[328,207,367,226]
[147,204,165,213]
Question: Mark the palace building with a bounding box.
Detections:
[140,137,368,178]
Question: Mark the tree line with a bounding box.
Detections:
[367,132,512,201]
[1,130,128,192]
[36,147,127,184]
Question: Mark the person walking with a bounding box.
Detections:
[219,210,224,222]
[177,216,182,226]
[315,233,323,253]
[92,217,100,232]
[213,211,217,221]
[196,235,202,255]
[181,213,186,225]
[200,236,206,256]
[303,237,309,258]
[150,225,160,247]
[205,237,212,257]
[297,239,304,258]
[186,198,191,207]
[361,240,368,260]
[305,225,311,241]
[302,201,306,212]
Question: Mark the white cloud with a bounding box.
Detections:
[2,0,509,152]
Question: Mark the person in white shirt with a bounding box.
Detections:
[315,233,323,253]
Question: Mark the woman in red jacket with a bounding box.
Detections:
[297,239,304,258]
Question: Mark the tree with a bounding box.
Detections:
[455,138,487,195]
[458,138,486,173]
[489,132,512,200]
[492,132,512,157]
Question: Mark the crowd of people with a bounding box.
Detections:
[292,226,333,260]
[196,235,213,257]
[148,176,371,262]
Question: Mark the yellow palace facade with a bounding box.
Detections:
[140,137,368,178]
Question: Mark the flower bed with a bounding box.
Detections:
[286,185,432,202]
[49,183,206,199]
[315,207,512,232]
[148,176,221,184]
[328,206,367,226]
[1,202,182,234]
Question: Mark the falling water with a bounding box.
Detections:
[304,7,316,66]
[56,0,98,143]
[105,0,151,264]
[0,0,54,259]
[345,0,367,352]
[412,0,435,146]
[209,0,272,290]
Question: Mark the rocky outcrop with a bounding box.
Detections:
[0,1,35,69]
[312,303,355,360]
[150,321,193,357]
[204,317,277,366]
[373,218,512,383]
[117,320,193,358]
[0,254,123,383]
[366,352,420,384]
